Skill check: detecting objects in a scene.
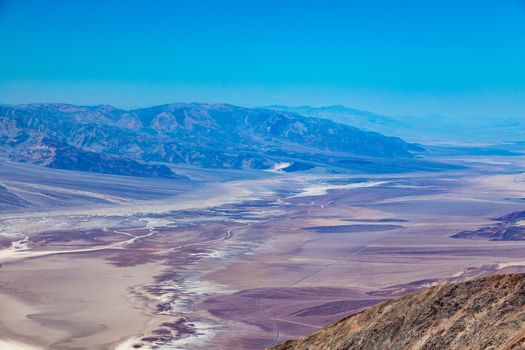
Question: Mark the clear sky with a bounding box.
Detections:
[1,0,524,118]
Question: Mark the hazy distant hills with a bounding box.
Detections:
[268,105,525,144]
[0,103,449,178]
[267,105,408,136]
[272,273,525,350]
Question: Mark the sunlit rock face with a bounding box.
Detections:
[272,273,525,350]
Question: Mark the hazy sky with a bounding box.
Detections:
[1,0,524,118]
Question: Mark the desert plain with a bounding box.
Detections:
[1,156,525,349]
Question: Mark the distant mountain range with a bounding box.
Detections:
[0,103,456,178]
[268,105,525,145]
[267,105,407,136]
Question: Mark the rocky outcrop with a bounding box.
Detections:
[452,210,525,241]
[271,273,525,350]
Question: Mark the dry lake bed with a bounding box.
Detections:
[2,157,525,349]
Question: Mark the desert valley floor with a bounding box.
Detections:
[2,156,525,349]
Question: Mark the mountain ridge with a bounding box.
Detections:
[0,102,444,178]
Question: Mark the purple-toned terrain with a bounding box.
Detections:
[1,151,525,349]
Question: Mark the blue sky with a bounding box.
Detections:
[1,0,524,118]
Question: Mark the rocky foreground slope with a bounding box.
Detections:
[272,273,525,350]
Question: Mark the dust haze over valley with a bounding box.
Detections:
[2,1,525,349]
